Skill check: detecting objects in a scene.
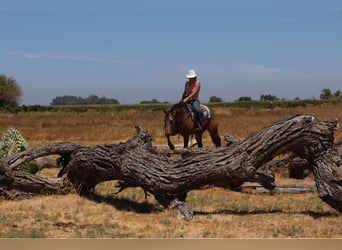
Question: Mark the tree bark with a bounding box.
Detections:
[0,115,341,220]
[253,184,316,194]
[0,159,75,200]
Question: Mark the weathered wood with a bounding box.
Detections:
[6,142,82,170]
[252,184,317,194]
[0,115,341,219]
[36,157,58,170]
[0,142,81,199]
[0,159,75,200]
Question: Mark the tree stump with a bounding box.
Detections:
[0,114,341,219]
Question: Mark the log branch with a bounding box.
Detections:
[0,159,75,200]
[6,142,82,170]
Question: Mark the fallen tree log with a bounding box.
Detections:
[0,114,341,220]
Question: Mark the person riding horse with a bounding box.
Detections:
[181,69,204,130]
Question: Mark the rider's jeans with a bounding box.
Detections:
[192,100,204,127]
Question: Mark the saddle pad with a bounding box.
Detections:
[200,104,211,119]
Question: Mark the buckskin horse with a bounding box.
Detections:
[164,102,221,150]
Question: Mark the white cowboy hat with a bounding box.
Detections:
[186,69,197,78]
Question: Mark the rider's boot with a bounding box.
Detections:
[196,112,204,131]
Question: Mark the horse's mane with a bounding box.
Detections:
[171,101,186,110]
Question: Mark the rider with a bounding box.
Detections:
[181,69,204,130]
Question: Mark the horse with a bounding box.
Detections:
[164,101,221,150]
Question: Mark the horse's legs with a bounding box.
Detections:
[208,127,221,148]
[183,135,189,148]
[195,133,203,148]
[166,135,175,150]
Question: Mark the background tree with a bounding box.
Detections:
[140,99,169,104]
[320,88,333,100]
[140,98,160,104]
[260,94,279,101]
[209,96,223,103]
[86,94,99,105]
[237,96,252,102]
[0,74,23,106]
[334,90,342,99]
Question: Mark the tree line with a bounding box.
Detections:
[210,88,342,103]
[50,95,119,105]
[209,94,281,103]
[1,74,342,106]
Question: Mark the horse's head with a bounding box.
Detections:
[163,102,185,136]
[164,107,177,136]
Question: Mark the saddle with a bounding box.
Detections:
[185,103,211,123]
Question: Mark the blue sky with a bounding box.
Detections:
[1,0,342,105]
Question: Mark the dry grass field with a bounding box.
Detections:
[0,103,342,238]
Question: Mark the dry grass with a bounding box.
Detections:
[0,176,340,238]
[0,103,342,238]
[1,103,342,147]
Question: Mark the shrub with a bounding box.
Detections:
[0,127,38,173]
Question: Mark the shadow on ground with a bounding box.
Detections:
[193,209,338,218]
[84,192,163,214]
[84,192,338,219]
[80,188,338,219]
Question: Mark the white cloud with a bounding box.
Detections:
[235,63,292,75]
[6,50,140,65]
